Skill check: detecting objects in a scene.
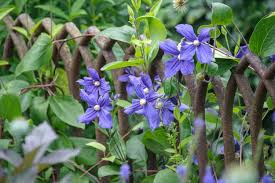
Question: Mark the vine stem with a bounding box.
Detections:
[233,21,248,46]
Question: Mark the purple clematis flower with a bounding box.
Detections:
[78,90,112,129]
[203,167,215,183]
[176,165,186,179]
[176,24,213,64]
[118,68,138,96]
[160,39,195,78]
[154,98,175,126]
[129,74,155,96]
[120,163,131,182]
[77,68,110,97]
[261,175,273,183]
[124,83,160,130]
[270,55,275,62]
[235,45,250,59]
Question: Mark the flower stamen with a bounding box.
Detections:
[94,81,100,87]
[193,40,200,46]
[139,99,147,106]
[94,105,101,111]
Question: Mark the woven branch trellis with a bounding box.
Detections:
[2,14,275,182]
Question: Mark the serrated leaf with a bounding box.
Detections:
[101,59,144,71]
[86,142,106,152]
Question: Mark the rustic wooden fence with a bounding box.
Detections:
[2,14,275,182]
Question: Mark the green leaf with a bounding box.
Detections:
[101,58,144,71]
[208,59,238,76]
[126,136,147,163]
[86,142,106,152]
[136,16,167,43]
[55,68,70,95]
[212,2,233,25]
[0,7,14,21]
[153,169,178,183]
[70,137,97,166]
[49,96,85,129]
[69,0,87,20]
[0,139,10,150]
[0,94,21,121]
[0,60,9,66]
[100,25,136,43]
[12,26,29,39]
[71,0,86,14]
[102,156,116,162]
[249,12,275,57]
[149,0,163,16]
[36,5,69,20]
[109,131,127,161]
[15,33,53,76]
[98,165,120,178]
[30,97,49,124]
[142,128,170,155]
[116,99,131,108]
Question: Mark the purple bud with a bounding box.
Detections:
[270,55,275,62]
[120,163,131,181]
[176,165,186,178]
[261,175,273,183]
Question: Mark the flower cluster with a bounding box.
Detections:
[122,72,188,130]
[78,68,113,129]
[160,24,213,78]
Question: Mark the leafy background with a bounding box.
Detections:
[0,0,274,183]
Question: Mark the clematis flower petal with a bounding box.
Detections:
[165,57,182,78]
[175,24,197,41]
[124,99,142,115]
[196,44,213,64]
[180,59,195,75]
[88,68,100,80]
[198,28,211,42]
[141,74,153,89]
[78,108,97,124]
[235,45,250,59]
[144,104,160,130]
[79,90,97,106]
[180,43,196,60]
[162,109,174,126]
[160,39,180,56]
[98,109,112,129]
